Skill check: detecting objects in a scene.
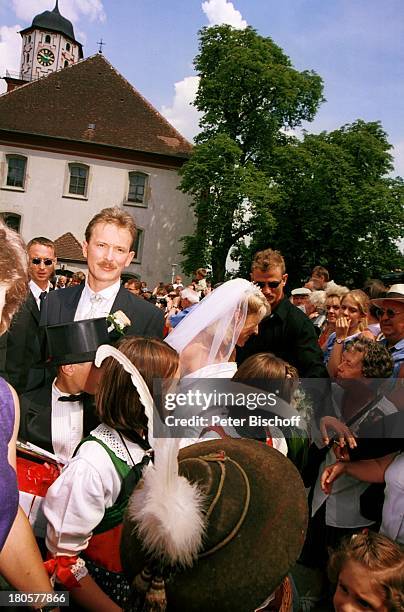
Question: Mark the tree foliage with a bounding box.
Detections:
[237,120,403,287]
[179,26,403,286]
[179,133,276,280]
[180,25,324,281]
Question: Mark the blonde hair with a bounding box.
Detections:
[85,206,136,243]
[0,221,28,334]
[251,248,286,274]
[201,288,268,350]
[342,289,369,331]
[247,290,270,319]
[325,281,349,299]
[328,532,404,612]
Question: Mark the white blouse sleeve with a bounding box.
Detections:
[43,441,121,559]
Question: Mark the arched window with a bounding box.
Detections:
[5,155,27,188]
[127,172,148,206]
[68,163,89,196]
[45,34,51,44]
[66,42,71,52]
[28,35,31,43]
[0,213,21,233]
[64,60,69,67]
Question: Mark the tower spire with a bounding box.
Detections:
[53,0,60,13]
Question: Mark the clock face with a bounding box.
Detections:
[37,48,55,66]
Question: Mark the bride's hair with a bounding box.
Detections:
[247,290,269,318]
[166,279,268,377]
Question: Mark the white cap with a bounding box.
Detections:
[291,287,311,296]
[180,288,200,304]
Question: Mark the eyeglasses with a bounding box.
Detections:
[31,257,54,266]
[376,307,404,319]
[255,280,283,289]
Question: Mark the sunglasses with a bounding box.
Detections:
[376,307,404,319]
[31,257,54,266]
[255,280,283,289]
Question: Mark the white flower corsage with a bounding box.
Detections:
[107,310,131,336]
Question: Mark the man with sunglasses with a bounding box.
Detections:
[0,237,56,393]
[373,284,404,378]
[237,248,328,379]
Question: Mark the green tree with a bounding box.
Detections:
[179,133,276,280]
[180,25,324,281]
[239,120,404,286]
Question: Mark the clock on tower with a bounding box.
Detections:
[16,1,83,84]
[37,48,55,66]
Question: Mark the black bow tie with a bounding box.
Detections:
[58,393,86,403]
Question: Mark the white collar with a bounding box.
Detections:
[82,279,121,301]
[52,379,81,401]
[29,279,51,299]
[90,424,147,466]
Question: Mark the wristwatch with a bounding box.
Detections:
[336,338,345,344]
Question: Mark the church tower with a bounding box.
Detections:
[19,0,83,81]
[4,1,83,91]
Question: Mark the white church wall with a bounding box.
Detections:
[0,145,194,286]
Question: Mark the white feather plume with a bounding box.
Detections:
[127,436,206,567]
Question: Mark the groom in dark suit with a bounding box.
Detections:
[41,207,164,338]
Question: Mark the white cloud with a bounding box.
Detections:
[0,25,22,94]
[161,76,201,142]
[161,2,247,140]
[202,0,247,30]
[11,0,106,25]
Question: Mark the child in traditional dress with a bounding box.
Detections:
[43,336,179,611]
[328,531,404,612]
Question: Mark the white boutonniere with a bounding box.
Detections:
[107,310,131,335]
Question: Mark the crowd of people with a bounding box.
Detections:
[0,206,403,611]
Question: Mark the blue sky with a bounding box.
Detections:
[1,0,403,175]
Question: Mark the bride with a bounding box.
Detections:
[165,278,269,379]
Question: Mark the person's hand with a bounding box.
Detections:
[320,416,357,449]
[333,444,350,462]
[166,307,179,317]
[335,315,350,340]
[321,462,346,495]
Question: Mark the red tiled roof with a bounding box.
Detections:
[0,54,193,158]
[54,232,86,262]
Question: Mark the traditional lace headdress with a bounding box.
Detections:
[94,344,206,567]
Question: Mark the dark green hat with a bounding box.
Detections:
[121,438,308,612]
